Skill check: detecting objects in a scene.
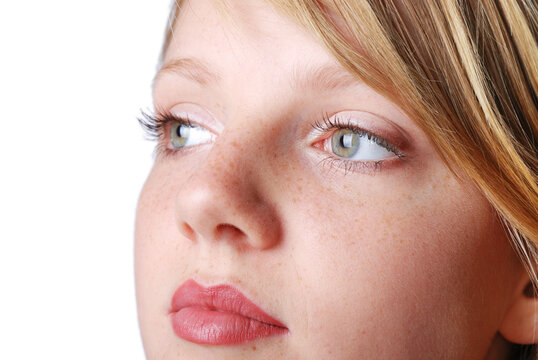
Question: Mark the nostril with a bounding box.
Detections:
[215,224,246,241]
[180,222,196,240]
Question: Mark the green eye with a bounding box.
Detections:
[169,121,213,149]
[331,129,360,158]
[328,127,395,161]
[170,123,190,148]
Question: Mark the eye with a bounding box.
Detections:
[310,113,406,173]
[138,108,218,159]
[169,121,213,149]
[330,128,395,161]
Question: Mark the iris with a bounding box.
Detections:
[331,129,360,158]
[170,123,190,148]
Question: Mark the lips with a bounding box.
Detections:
[169,279,288,345]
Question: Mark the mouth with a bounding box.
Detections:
[169,279,288,345]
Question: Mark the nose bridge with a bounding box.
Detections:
[193,94,284,194]
[193,120,262,201]
[174,115,282,250]
[205,127,257,189]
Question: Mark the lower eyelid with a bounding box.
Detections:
[309,131,406,174]
[318,155,403,175]
[158,142,212,160]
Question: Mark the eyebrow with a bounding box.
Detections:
[291,62,361,92]
[154,57,362,92]
[154,57,220,87]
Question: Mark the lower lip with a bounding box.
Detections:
[170,307,287,345]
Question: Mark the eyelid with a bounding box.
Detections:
[164,102,223,134]
[308,110,411,153]
[312,128,400,161]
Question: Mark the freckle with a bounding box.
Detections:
[252,346,256,351]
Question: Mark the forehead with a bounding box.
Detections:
[161,0,342,85]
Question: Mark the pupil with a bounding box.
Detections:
[177,125,188,138]
[341,133,353,148]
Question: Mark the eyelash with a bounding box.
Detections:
[311,113,405,173]
[138,110,406,171]
[138,110,194,157]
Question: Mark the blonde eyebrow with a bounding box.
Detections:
[154,57,220,87]
[154,57,361,92]
[292,63,362,92]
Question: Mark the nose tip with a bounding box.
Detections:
[174,168,282,250]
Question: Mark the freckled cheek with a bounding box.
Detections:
[279,176,499,355]
[134,165,194,317]
[136,167,180,249]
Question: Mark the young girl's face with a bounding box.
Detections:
[135,0,525,358]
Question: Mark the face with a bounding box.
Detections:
[135,1,525,359]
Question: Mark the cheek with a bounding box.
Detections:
[134,154,520,359]
[134,166,192,357]
[135,166,180,289]
[277,166,518,358]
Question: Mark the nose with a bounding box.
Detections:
[174,131,282,250]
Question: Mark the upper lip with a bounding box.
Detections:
[170,279,287,328]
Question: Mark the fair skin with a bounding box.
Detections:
[135,0,530,358]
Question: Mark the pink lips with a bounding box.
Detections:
[169,279,288,345]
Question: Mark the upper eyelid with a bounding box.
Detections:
[162,113,195,128]
[311,115,403,156]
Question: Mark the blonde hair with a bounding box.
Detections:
[160,0,537,354]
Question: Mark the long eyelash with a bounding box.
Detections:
[138,109,193,140]
[137,109,193,157]
[312,112,404,158]
[138,109,194,139]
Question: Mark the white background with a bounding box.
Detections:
[0,1,172,358]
